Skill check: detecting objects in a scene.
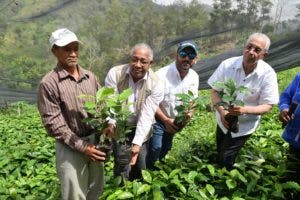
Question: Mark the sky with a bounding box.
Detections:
[153,0,299,20]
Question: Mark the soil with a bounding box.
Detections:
[225,114,239,133]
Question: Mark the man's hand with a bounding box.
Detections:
[130,144,140,165]
[184,111,194,126]
[103,124,115,137]
[162,118,179,134]
[279,109,292,123]
[228,106,246,116]
[217,106,229,129]
[84,145,106,162]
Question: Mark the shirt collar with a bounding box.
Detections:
[233,56,264,76]
[56,64,90,81]
[171,61,191,80]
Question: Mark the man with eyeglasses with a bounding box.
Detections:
[207,33,279,170]
[147,41,199,170]
[103,43,163,180]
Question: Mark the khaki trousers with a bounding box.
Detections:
[55,135,104,200]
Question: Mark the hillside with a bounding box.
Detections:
[0,0,299,105]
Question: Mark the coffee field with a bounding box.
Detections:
[1,67,300,199]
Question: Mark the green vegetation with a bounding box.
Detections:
[174,90,206,128]
[0,0,287,92]
[1,0,300,199]
[1,67,300,199]
[0,102,59,199]
[212,78,249,109]
[83,87,133,145]
[212,78,250,133]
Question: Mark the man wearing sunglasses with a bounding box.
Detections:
[147,41,199,170]
[207,33,279,170]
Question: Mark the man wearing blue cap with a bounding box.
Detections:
[147,41,199,169]
[38,28,105,200]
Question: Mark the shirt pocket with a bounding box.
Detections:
[243,87,260,104]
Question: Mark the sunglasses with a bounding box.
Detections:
[178,51,197,60]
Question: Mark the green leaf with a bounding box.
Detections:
[159,170,169,180]
[232,100,244,106]
[153,187,164,200]
[199,189,208,199]
[171,179,187,194]
[84,101,96,110]
[230,169,247,183]
[137,184,151,195]
[232,197,245,200]
[188,90,194,96]
[96,87,115,101]
[282,181,300,190]
[207,164,215,176]
[212,81,226,89]
[107,189,123,200]
[142,170,152,184]
[117,191,134,199]
[205,184,215,195]
[132,181,139,196]
[246,179,257,194]
[187,171,198,184]
[169,169,181,179]
[118,88,132,102]
[226,179,237,189]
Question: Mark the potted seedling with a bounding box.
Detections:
[174,90,206,130]
[81,87,133,161]
[212,78,249,133]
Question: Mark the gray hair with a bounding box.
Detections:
[129,43,153,61]
[246,33,271,51]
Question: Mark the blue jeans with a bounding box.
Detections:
[147,120,174,170]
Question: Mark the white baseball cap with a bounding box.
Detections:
[49,28,80,47]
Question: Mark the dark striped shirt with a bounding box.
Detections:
[37,65,99,152]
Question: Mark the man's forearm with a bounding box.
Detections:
[211,89,225,114]
[155,106,170,122]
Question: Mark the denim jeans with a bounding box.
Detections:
[147,120,174,170]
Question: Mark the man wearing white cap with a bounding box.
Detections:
[38,28,105,200]
[147,41,199,169]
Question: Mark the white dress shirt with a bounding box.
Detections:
[207,56,279,138]
[156,61,199,118]
[105,65,163,146]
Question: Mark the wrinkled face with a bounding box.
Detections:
[243,36,268,66]
[52,41,79,68]
[176,47,197,74]
[129,47,152,82]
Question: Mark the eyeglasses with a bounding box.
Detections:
[130,57,151,66]
[245,44,265,54]
[178,51,197,60]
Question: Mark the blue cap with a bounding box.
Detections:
[177,41,198,55]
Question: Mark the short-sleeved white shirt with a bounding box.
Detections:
[156,61,199,119]
[207,56,279,138]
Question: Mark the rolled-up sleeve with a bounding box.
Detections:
[132,82,164,146]
[207,62,225,90]
[37,82,89,153]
